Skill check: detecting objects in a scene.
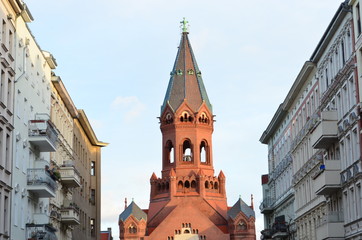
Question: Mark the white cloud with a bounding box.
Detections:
[111,96,146,122]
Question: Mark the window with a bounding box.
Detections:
[4,195,8,234]
[357,4,362,36]
[182,140,192,162]
[237,221,247,231]
[128,225,137,234]
[90,189,95,205]
[342,40,346,64]
[90,218,95,236]
[8,30,12,54]
[91,161,95,176]
[14,193,18,226]
[0,70,4,102]
[200,141,207,163]
[2,20,6,44]
[5,134,10,169]
[325,68,329,88]
[166,141,174,164]
[6,78,12,107]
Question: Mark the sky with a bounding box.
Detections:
[25,0,345,238]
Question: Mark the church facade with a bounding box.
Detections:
[118,21,256,240]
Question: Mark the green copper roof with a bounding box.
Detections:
[119,201,147,222]
[161,29,212,115]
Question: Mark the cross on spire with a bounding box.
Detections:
[180,17,189,33]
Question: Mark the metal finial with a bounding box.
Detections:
[180,17,189,33]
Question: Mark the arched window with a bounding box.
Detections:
[237,221,247,231]
[210,181,214,189]
[165,113,173,124]
[183,140,192,162]
[180,111,193,122]
[214,182,218,190]
[157,183,161,191]
[128,225,137,234]
[184,180,190,188]
[200,141,207,163]
[198,112,209,123]
[178,181,183,190]
[184,229,190,234]
[205,181,209,189]
[166,141,174,164]
[191,180,196,189]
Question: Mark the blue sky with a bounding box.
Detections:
[25,0,344,238]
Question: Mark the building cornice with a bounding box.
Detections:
[77,110,108,147]
[51,75,78,118]
[259,61,315,144]
[310,1,351,62]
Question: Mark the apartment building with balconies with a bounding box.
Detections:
[4,1,107,239]
[260,1,361,239]
[49,74,81,240]
[345,0,362,238]
[11,1,58,239]
[72,110,107,240]
[259,61,317,240]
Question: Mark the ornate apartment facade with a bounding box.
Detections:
[0,0,108,239]
[260,1,362,239]
[0,0,16,239]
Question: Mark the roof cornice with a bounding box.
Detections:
[310,1,351,62]
[77,110,108,147]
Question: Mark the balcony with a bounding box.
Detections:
[60,204,80,225]
[59,162,81,188]
[28,114,58,152]
[311,111,338,149]
[316,211,344,240]
[259,197,274,214]
[32,213,51,224]
[26,223,57,240]
[27,168,56,198]
[314,160,341,195]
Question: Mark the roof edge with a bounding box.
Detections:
[310,1,351,62]
[77,110,108,147]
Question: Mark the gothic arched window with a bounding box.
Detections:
[191,180,196,189]
[236,221,247,231]
[128,225,137,234]
[200,141,207,163]
[166,140,174,164]
[183,140,192,162]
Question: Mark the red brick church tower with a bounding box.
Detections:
[119,19,256,240]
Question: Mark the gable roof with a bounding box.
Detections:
[119,201,147,222]
[228,198,255,219]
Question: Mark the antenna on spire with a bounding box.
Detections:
[124,197,127,210]
[180,17,189,33]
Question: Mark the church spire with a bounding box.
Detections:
[161,19,212,115]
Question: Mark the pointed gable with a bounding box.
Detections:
[161,32,212,115]
[228,197,255,220]
[119,201,147,222]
